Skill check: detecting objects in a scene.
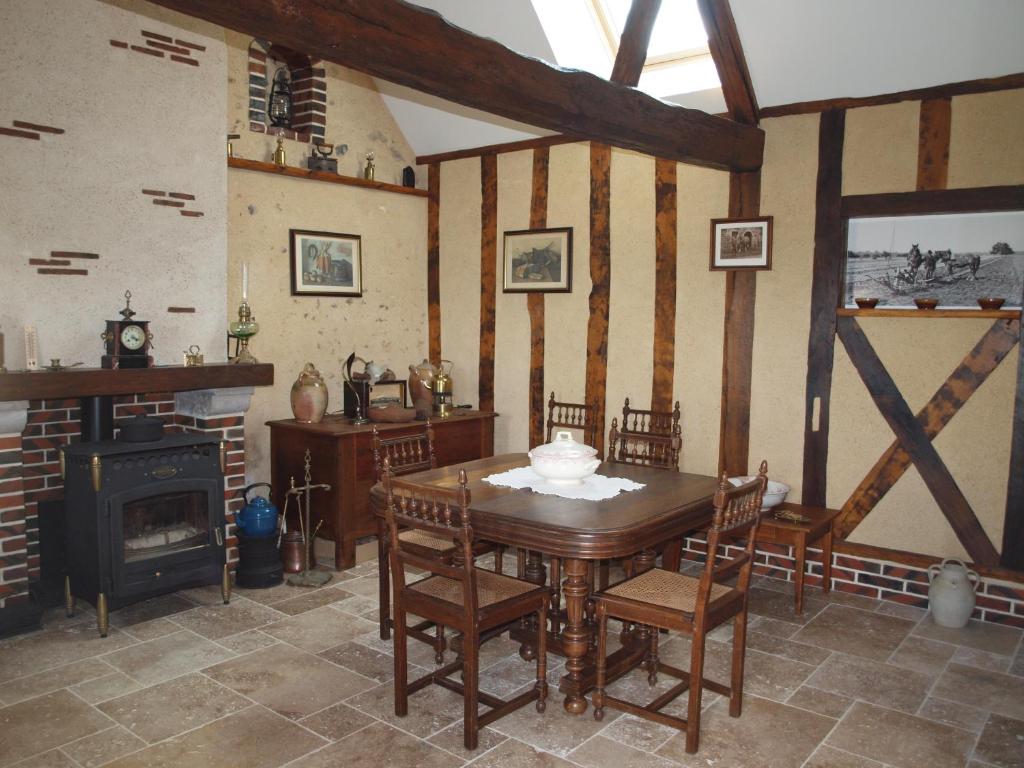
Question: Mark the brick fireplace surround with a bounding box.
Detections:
[0,367,271,636]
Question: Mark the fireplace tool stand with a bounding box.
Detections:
[285,449,332,587]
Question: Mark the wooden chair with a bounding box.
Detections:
[607,398,682,470]
[384,463,548,750]
[373,424,504,662]
[590,461,768,754]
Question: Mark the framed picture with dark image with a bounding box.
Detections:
[503,227,573,293]
[290,229,362,296]
[710,217,773,271]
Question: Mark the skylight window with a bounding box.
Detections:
[530,0,719,99]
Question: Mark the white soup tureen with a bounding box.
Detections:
[528,431,601,485]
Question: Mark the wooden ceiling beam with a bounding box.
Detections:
[696,0,759,124]
[145,0,763,171]
[610,0,661,86]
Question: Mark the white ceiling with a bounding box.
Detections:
[386,0,1024,159]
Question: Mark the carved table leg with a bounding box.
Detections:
[519,551,546,661]
[561,557,591,714]
[377,518,391,639]
[625,549,658,650]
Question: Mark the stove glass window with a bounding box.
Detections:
[122,491,209,562]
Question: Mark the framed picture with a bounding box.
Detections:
[369,380,406,408]
[290,229,362,296]
[710,217,773,270]
[502,227,572,293]
[844,211,1024,308]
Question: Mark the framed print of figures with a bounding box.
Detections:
[290,229,363,296]
[710,217,773,270]
[503,227,573,293]
[843,211,1024,308]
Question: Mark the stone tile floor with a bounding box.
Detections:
[1,556,1022,768]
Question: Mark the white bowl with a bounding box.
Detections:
[528,430,600,486]
[729,476,790,510]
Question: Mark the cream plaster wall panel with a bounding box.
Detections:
[828,314,1015,558]
[493,150,534,453]
[842,101,919,196]
[543,143,593,420]
[749,113,823,493]
[224,31,419,187]
[1,0,227,368]
[674,164,729,477]
[228,171,426,481]
[948,89,1024,188]
[606,150,656,425]
[439,158,482,411]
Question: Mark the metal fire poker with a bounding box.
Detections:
[285,449,332,587]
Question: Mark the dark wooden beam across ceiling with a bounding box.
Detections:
[146,0,763,171]
[696,0,759,124]
[610,0,661,86]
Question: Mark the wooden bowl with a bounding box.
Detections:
[914,298,939,310]
[977,297,1005,310]
[854,297,879,309]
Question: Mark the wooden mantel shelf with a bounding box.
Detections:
[837,307,1021,319]
[228,157,428,198]
[0,363,274,402]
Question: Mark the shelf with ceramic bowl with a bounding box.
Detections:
[837,307,1021,319]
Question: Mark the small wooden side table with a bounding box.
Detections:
[756,502,841,614]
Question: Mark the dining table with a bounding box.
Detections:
[370,453,720,714]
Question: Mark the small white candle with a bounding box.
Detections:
[242,262,249,301]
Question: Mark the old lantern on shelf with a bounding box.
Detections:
[268,67,293,127]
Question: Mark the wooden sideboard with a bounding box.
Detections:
[267,411,497,569]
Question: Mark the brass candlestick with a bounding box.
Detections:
[229,300,259,364]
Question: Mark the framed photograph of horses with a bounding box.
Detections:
[289,229,362,297]
[843,211,1024,308]
[710,217,773,270]
[503,227,573,293]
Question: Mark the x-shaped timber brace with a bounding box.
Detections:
[835,314,1020,566]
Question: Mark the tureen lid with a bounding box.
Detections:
[529,430,598,460]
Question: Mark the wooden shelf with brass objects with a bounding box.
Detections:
[837,308,1021,319]
[227,157,428,198]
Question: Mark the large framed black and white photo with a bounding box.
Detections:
[290,229,363,297]
[502,227,572,293]
[843,211,1024,308]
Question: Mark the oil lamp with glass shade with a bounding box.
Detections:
[268,67,293,128]
[230,263,259,364]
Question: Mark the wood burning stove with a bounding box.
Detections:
[61,433,231,636]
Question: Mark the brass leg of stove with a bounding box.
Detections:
[97,593,109,638]
[222,564,232,604]
[64,576,75,617]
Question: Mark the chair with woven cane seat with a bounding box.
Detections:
[607,398,682,471]
[373,424,504,662]
[591,461,768,755]
[384,462,549,751]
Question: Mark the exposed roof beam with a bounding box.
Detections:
[146,0,763,171]
[610,0,662,86]
[696,0,758,124]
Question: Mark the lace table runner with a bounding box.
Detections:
[483,466,645,501]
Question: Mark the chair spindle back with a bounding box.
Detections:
[372,422,437,482]
[546,392,598,448]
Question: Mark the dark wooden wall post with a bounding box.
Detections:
[478,155,497,412]
[917,97,952,191]
[651,157,678,412]
[1004,304,1024,569]
[586,143,612,456]
[528,147,550,448]
[717,171,761,476]
[427,162,441,363]
[800,109,846,506]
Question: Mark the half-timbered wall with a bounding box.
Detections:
[434,88,1024,563]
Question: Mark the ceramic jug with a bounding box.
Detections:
[290,363,329,423]
[927,558,979,628]
[408,359,436,420]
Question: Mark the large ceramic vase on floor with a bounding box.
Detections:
[928,558,979,628]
